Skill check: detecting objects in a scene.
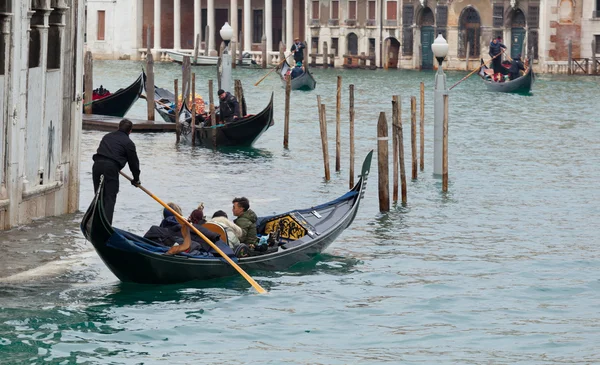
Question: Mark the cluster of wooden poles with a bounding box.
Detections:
[303,77,450,212]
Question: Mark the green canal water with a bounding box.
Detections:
[0,61,599,364]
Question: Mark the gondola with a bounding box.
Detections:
[153,86,192,124]
[478,57,534,94]
[80,151,373,285]
[191,93,274,148]
[279,60,317,91]
[84,72,145,117]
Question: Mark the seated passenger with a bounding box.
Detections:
[160,202,183,228]
[188,203,206,225]
[232,197,258,246]
[290,61,304,79]
[208,210,243,249]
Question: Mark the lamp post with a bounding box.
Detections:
[431,34,449,176]
[220,22,234,92]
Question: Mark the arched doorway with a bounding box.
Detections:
[420,7,435,69]
[510,9,526,58]
[386,38,400,68]
[458,7,481,59]
[347,33,358,55]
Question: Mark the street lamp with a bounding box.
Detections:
[220,22,234,92]
[431,34,448,176]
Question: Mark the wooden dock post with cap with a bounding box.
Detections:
[317,96,331,181]
[84,51,93,115]
[261,35,267,68]
[377,112,389,212]
[349,84,355,189]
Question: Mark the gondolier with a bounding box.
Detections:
[290,38,306,64]
[488,36,507,74]
[217,89,241,123]
[92,119,141,224]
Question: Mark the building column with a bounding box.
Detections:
[194,0,201,45]
[153,0,161,53]
[285,0,292,48]
[230,0,238,42]
[208,0,215,53]
[174,0,181,50]
[265,0,272,52]
[243,0,251,52]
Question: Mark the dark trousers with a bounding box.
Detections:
[491,57,503,74]
[92,160,120,224]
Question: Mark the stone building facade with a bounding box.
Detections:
[84,0,599,73]
[0,0,84,230]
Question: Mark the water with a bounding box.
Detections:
[1,61,599,364]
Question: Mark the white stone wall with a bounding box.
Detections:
[0,0,84,230]
[581,0,600,59]
[85,0,142,60]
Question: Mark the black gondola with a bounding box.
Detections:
[191,93,274,148]
[478,57,535,94]
[154,86,274,148]
[80,151,373,285]
[279,60,317,91]
[85,72,145,117]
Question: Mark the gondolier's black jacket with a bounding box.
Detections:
[93,130,140,181]
[219,92,241,119]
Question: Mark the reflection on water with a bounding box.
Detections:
[1,61,599,364]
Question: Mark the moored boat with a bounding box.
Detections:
[80,151,373,284]
[166,50,257,67]
[84,72,145,117]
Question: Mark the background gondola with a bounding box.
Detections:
[84,72,145,117]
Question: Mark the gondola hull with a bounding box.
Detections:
[193,94,274,147]
[279,61,317,90]
[80,152,373,284]
[480,61,534,94]
[86,72,145,117]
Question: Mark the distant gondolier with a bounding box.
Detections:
[290,38,306,64]
[92,119,141,224]
[489,36,507,74]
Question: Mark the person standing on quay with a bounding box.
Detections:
[92,119,141,224]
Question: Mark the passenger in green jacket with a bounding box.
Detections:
[232,197,258,246]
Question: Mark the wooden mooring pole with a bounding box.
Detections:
[592,38,597,75]
[395,95,407,204]
[335,75,342,172]
[420,82,425,171]
[191,104,196,146]
[174,79,180,143]
[317,96,331,181]
[145,32,155,121]
[392,96,399,202]
[349,84,355,189]
[261,35,268,69]
[84,51,93,115]
[191,73,196,106]
[208,80,217,148]
[194,33,200,64]
[442,94,449,192]
[568,39,573,75]
[284,75,291,148]
[377,112,389,212]
[411,96,417,179]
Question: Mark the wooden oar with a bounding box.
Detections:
[448,51,504,91]
[119,171,267,294]
[254,53,294,86]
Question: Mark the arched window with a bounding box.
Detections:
[458,7,480,58]
[511,9,526,27]
[421,7,434,26]
[559,0,574,23]
[347,33,358,55]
